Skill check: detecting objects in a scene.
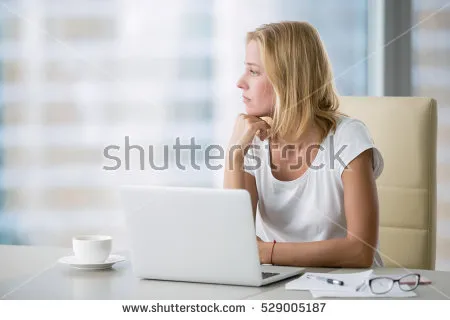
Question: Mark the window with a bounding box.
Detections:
[411,0,450,270]
[0,0,369,248]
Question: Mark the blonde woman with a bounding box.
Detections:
[224,21,384,268]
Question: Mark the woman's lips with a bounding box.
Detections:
[243,96,251,103]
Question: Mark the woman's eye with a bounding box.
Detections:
[249,70,258,76]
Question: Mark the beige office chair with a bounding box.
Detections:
[338,96,437,270]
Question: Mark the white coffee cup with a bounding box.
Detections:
[72,235,112,264]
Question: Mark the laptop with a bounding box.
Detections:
[119,185,304,286]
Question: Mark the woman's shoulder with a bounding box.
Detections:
[330,115,384,179]
[334,115,368,134]
[332,115,373,143]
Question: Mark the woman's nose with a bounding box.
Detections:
[236,76,248,90]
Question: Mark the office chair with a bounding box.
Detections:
[339,96,437,270]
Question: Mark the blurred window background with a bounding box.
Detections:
[412,0,450,270]
[0,0,448,270]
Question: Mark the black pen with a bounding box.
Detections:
[307,274,345,286]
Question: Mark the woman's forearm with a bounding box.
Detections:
[223,147,246,189]
[265,238,375,268]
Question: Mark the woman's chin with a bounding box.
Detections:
[245,106,268,117]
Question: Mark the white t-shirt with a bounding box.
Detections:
[244,115,384,267]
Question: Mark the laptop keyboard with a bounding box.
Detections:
[262,272,280,279]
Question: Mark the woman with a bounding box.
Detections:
[224,21,384,268]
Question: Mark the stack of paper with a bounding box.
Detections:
[285,270,417,298]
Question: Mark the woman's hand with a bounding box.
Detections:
[227,114,271,157]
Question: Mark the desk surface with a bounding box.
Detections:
[1,245,449,300]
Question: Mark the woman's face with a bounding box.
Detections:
[236,40,275,117]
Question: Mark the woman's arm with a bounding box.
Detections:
[259,149,379,268]
[223,146,246,189]
[223,149,259,221]
[224,114,269,220]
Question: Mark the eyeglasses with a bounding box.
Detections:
[367,273,421,294]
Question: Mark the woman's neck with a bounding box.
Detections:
[271,123,322,151]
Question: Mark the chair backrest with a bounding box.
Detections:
[338,96,437,270]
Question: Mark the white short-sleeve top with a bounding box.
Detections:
[244,115,384,267]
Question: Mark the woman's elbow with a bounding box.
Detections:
[356,253,374,268]
[344,240,375,268]
[355,243,375,268]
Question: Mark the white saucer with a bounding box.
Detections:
[58,254,126,270]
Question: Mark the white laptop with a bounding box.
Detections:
[119,185,304,286]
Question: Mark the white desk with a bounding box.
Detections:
[1,245,449,300]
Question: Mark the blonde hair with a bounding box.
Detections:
[246,21,343,143]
